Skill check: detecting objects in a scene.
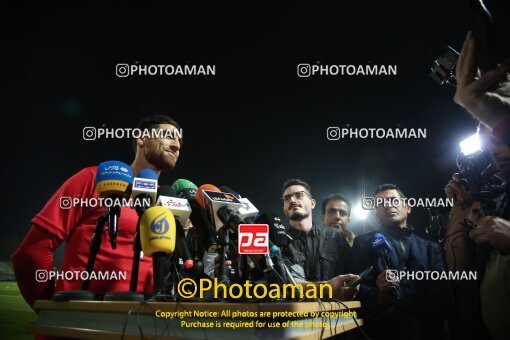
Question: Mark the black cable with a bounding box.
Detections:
[175,302,209,340]
[448,232,472,269]
[333,298,371,340]
[120,304,146,340]
[442,229,467,243]
[120,307,133,340]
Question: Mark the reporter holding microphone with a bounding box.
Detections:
[12,115,183,310]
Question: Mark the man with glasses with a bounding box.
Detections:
[321,194,355,247]
[280,179,351,282]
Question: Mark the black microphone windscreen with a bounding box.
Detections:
[219,186,242,199]
[158,185,177,198]
[256,212,289,247]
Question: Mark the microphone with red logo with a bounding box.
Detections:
[219,186,259,223]
[196,184,246,232]
[196,184,235,286]
[254,212,297,285]
[255,212,293,249]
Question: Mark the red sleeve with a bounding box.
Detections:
[11,225,63,311]
[13,166,97,311]
[32,166,98,240]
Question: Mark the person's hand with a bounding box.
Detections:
[376,270,400,305]
[213,255,232,277]
[444,173,473,209]
[327,274,359,300]
[469,216,510,253]
[454,31,510,130]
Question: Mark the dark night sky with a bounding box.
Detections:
[2,2,506,260]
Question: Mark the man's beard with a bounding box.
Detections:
[289,211,309,221]
[145,148,175,171]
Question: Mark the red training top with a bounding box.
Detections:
[12,166,153,309]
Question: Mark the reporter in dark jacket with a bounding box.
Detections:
[349,184,449,340]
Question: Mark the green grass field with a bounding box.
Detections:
[0,281,37,339]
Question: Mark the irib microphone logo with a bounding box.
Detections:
[151,212,170,234]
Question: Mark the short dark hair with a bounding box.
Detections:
[132,114,182,152]
[281,178,312,196]
[373,183,406,198]
[321,194,351,217]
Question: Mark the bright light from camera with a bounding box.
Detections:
[460,133,481,156]
[353,203,369,220]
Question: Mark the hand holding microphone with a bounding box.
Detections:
[371,233,400,304]
[376,270,400,305]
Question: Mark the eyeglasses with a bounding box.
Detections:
[281,191,311,203]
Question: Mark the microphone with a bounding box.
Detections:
[139,206,176,295]
[95,161,134,250]
[55,161,132,300]
[254,212,296,285]
[255,212,292,248]
[129,169,158,293]
[130,169,158,215]
[220,186,259,223]
[371,233,394,270]
[156,185,193,270]
[196,184,242,287]
[171,179,218,252]
[196,184,244,231]
[372,233,399,302]
[171,179,197,201]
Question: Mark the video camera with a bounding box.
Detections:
[456,134,505,218]
[430,0,507,86]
